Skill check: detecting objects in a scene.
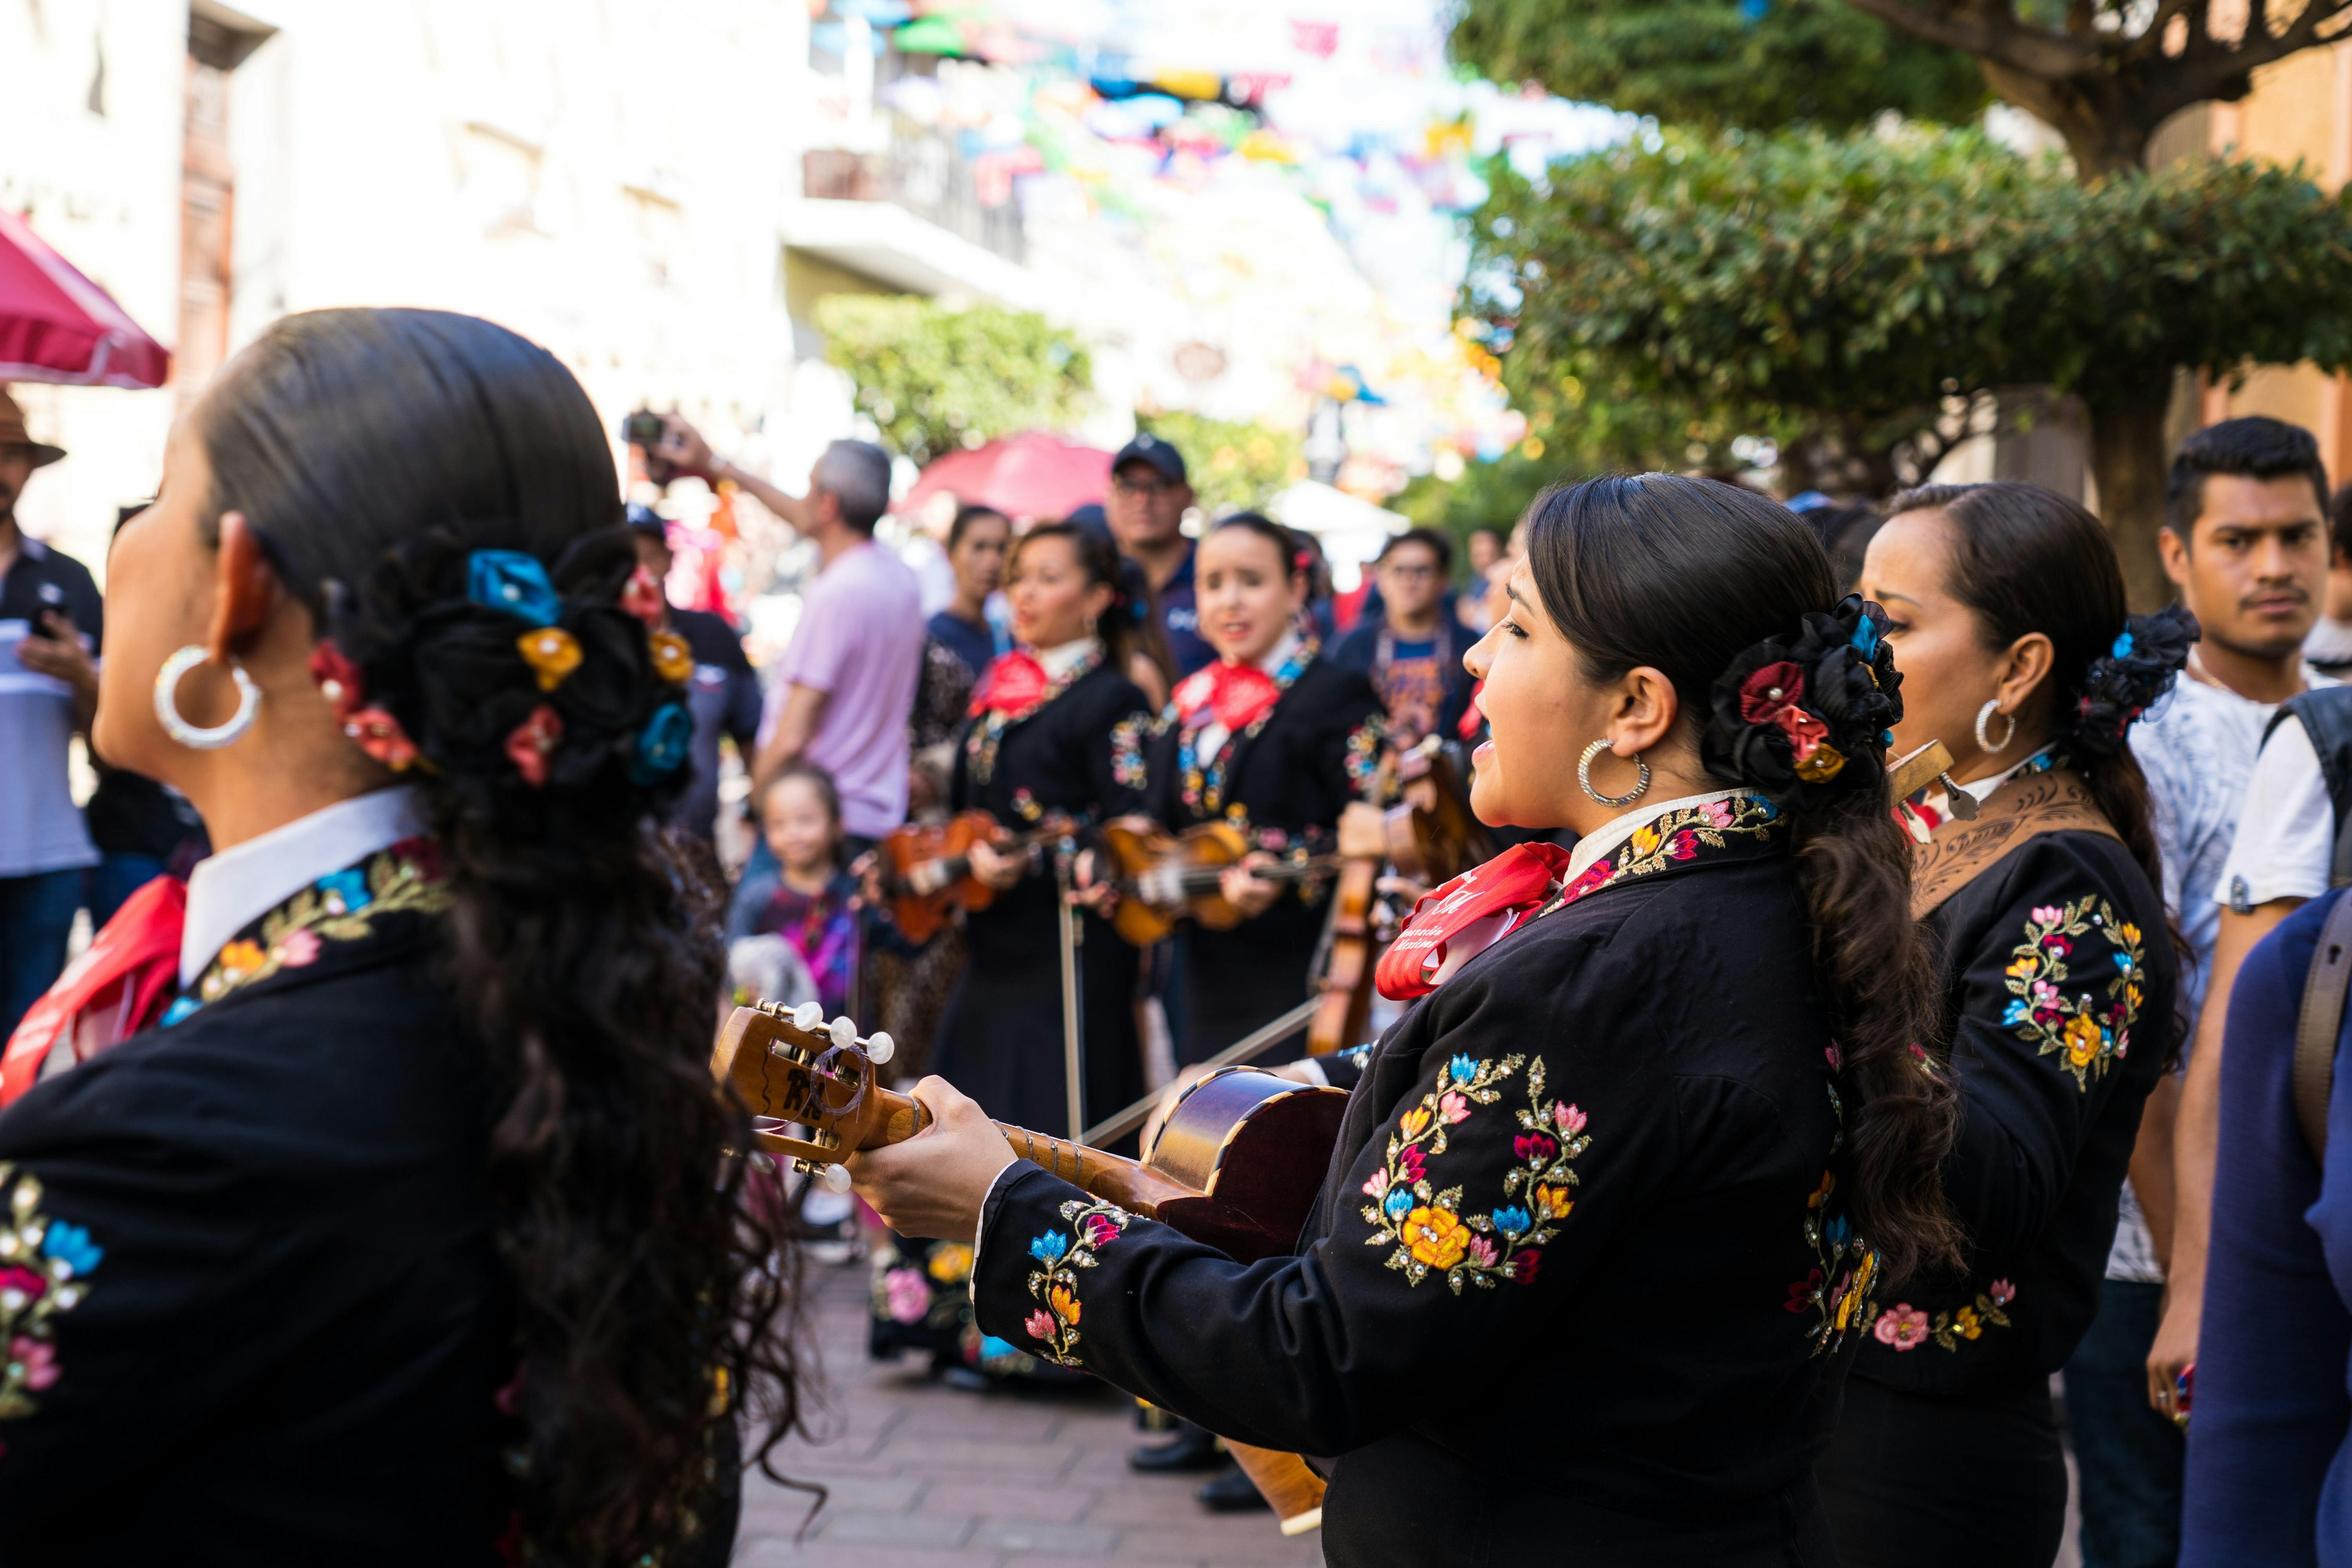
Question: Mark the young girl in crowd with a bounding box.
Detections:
[1818,480,2190,1568]
[854,474,1962,1567]
[1123,512,1385,1063]
[735,763,861,1017]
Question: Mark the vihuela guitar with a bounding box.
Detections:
[712,1000,1342,1535]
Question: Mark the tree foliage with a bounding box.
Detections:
[816,295,1092,464]
[1134,410,1303,518]
[1449,0,1990,135]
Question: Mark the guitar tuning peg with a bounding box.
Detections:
[829,1016,858,1050]
[791,1000,823,1031]
[865,1030,895,1066]
[818,1164,854,1194]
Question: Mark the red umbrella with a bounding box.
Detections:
[903,432,1112,521]
[0,209,171,388]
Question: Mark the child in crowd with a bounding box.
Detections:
[727,763,861,1016]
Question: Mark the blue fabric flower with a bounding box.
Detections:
[1384,1188,1412,1221]
[160,996,201,1028]
[630,703,693,784]
[43,1221,104,1276]
[2113,952,2134,974]
[467,549,562,627]
[1029,1230,1068,1264]
[315,868,372,914]
[2111,630,2135,660]
[1447,1054,1480,1088]
[1825,1215,1851,1246]
[1850,614,1880,658]
[2002,998,2031,1027]
[1491,1204,1532,1237]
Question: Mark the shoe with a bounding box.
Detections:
[1129,1420,1224,1474]
[1196,1462,1271,1513]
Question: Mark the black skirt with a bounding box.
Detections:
[1815,1371,2068,1568]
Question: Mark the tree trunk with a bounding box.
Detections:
[2087,388,2176,612]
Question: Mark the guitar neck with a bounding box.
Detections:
[864,1087,1193,1216]
[1163,855,1339,894]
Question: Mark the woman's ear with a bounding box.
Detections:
[202,511,282,662]
[1994,631,2057,717]
[1605,665,1682,758]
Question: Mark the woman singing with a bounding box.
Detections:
[1133,513,1384,1063]
[854,475,1961,1566]
[0,309,801,1564]
[1817,481,2188,1567]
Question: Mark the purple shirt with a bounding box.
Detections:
[767,539,925,839]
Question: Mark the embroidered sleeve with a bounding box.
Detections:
[2000,897,2146,1090]
[1342,713,1387,801]
[1017,1199,1133,1367]
[0,1163,104,1424]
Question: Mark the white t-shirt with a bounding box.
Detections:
[2216,714,2337,913]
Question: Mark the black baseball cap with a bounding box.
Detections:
[625,502,668,538]
[1112,432,1187,485]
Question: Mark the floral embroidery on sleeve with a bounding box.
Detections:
[1343,714,1387,799]
[1,1163,104,1424]
[1020,1199,1131,1367]
[2001,898,2144,1090]
[1782,1058,1880,1357]
[1862,1279,2016,1353]
[1359,1052,1588,1294]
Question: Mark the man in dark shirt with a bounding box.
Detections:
[1106,433,1212,677]
[1330,528,1471,747]
[627,505,762,853]
[0,390,102,1034]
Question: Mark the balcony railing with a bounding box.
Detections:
[802,121,1025,266]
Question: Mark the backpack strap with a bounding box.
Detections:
[2293,892,2352,1161]
[2271,690,2352,888]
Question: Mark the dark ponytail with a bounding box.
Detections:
[1017,519,1142,675]
[1886,482,2194,909]
[195,309,805,1564]
[1524,475,1961,1285]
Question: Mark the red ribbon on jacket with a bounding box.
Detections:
[1173,660,1281,734]
[1,875,187,1108]
[968,650,1050,718]
[1374,842,1574,1000]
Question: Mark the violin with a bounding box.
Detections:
[880,810,1076,943]
[1095,817,1338,948]
[1381,736,1494,888]
[714,1000,1341,1534]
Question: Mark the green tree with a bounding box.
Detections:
[1469,126,2352,606]
[1450,0,1990,134]
[1134,411,1303,517]
[816,295,1091,464]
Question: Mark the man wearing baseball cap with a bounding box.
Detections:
[1106,432,1212,678]
[0,389,103,1036]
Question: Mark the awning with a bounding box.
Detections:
[0,209,171,389]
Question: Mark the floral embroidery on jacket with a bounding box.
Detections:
[1175,640,1315,816]
[1021,1199,1131,1366]
[1540,795,1784,916]
[1343,715,1387,799]
[1783,1067,1880,1357]
[175,842,450,1023]
[1,1163,104,1424]
[1360,1052,1588,1293]
[2001,897,2144,1090]
[1861,1279,2016,1353]
[1109,716,1147,791]
[965,648,1104,788]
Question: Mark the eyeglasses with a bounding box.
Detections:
[1380,561,1441,579]
[1112,473,1176,497]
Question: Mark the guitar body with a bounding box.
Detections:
[1383,740,1494,888]
[883,810,1002,943]
[1100,816,1257,944]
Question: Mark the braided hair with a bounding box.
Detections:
[195,309,806,1565]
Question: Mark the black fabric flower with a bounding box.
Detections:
[2068,603,2198,756]
[1701,594,1905,810]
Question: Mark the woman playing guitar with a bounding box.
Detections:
[853,475,1965,1566]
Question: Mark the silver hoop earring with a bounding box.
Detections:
[1578,739,1650,807]
[1974,699,2015,757]
[154,644,262,750]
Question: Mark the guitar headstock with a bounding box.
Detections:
[712,1000,897,1170]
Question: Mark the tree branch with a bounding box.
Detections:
[1844,0,2103,78]
[2143,0,2352,122]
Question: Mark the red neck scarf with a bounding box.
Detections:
[968,650,1050,719]
[2,875,186,1107]
[1174,659,1281,734]
[1374,842,1575,1001]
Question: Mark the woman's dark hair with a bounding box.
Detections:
[948,503,1009,554]
[1523,474,1961,1284]
[1885,481,2193,911]
[760,761,844,867]
[194,309,805,1563]
[1210,511,1311,582]
[1016,519,1142,674]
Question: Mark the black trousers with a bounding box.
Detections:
[1817,1372,2068,1568]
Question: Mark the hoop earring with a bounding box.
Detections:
[154,645,262,750]
[1974,699,2015,758]
[1578,739,1649,807]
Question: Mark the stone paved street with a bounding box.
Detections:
[734,1257,1325,1568]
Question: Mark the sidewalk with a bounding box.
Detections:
[734,1259,1325,1568]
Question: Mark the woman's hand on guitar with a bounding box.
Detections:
[848,1076,1019,1243]
[965,837,1028,892]
[1068,848,1120,916]
[1219,853,1283,919]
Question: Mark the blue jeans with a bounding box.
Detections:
[2064,1278,2184,1568]
[0,869,86,1038]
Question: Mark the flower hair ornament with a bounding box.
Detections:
[307,526,695,795]
[2067,604,2196,756]
[1702,594,1904,809]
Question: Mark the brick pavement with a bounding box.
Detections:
[734,1259,1325,1568]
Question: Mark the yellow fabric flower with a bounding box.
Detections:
[1398,1107,1430,1138]
[2006,955,2038,979]
[2065,1014,2105,1069]
[649,630,693,685]
[1954,1306,1983,1340]
[1047,1283,1080,1326]
[927,1243,974,1284]
[516,627,583,692]
[1533,1183,1574,1219]
[1793,742,1846,783]
[1401,1205,1469,1270]
[1629,824,1660,858]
